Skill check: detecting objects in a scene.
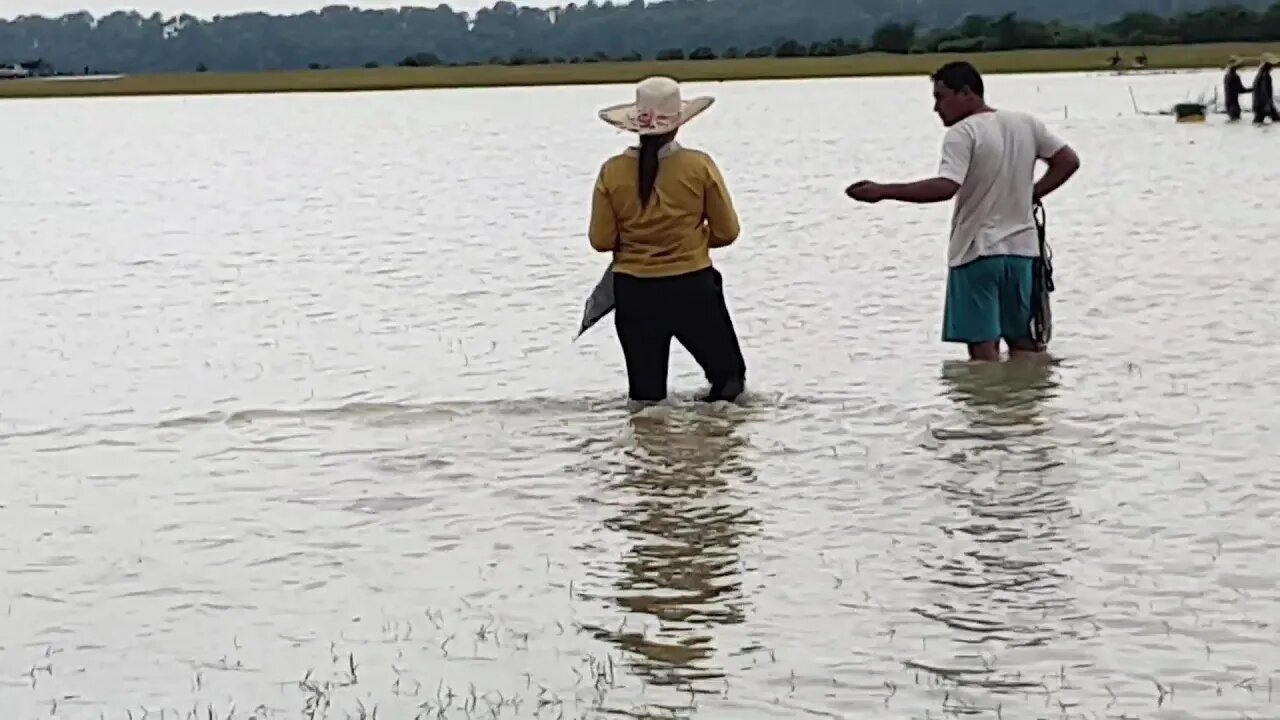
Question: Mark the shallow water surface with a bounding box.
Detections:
[1,70,1278,719]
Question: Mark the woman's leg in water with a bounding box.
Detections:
[613,274,674,403]
[672,268,747,402]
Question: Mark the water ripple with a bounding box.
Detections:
[0,71,1278,719]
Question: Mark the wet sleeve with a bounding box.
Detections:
[703,155,741,248]
[936,125,973,185]
[1030,115,1068,160]
[588,164,618,252]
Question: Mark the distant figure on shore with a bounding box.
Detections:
[845,61,1080,362]
[588,76,748,404]
[1108,51,1123,70]
[1253,54,1278,124]
[1223,57,1251,121]
[1134,52,1148,68]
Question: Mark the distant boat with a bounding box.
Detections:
[1127,85,1245,121]
[1109,68,1195,77]
[37,74,126,82]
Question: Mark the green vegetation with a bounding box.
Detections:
[0,1,1277,77]
[1,43,1274,100]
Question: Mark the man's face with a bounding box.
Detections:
[932,80,969,127]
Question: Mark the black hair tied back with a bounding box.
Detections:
[637,132,673,209]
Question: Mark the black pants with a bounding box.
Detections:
[613,266,747,403]
[1254,103,1279,123]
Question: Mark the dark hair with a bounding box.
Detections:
[637,130,675,209]
[931,61,984,98]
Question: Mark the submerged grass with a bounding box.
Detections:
[19,565,1280,718]
[26,562,1280,719]
[60,648,1280,719]
[1,42,1276,100]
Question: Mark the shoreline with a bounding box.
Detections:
[0,42,1273,100]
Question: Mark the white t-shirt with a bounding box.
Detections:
[936,109,1067,268]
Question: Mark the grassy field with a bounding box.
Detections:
[1,42,1275,100]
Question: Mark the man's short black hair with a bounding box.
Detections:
[931,61,984,98]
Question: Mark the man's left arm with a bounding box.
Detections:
[1031,116,1080,203]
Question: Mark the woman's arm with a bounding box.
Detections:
[703,155,740,248]
[588,167,618,252]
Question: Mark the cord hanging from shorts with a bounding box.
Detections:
[1034,200,1054,294]
[1029,199,1055,347]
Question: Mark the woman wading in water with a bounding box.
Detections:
[588,76,748,404]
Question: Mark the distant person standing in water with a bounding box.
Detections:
[589,76,748,404]
[846,61,1081,362]
[1223,56,1251,122]
[1252,54,1278,124]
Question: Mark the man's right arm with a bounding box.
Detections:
[858,124,970,205]
[1031,116,1080,203]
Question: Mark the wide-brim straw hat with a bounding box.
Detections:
[1226,55,1244,68]
[597,76,714,135]
[1261,52,1279,65]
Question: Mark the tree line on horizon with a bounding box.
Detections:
[0,0,1277,75]
[405,3,1280,69]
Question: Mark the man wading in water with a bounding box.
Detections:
[847,61,1080,362]
[1223,56,1251,122]
[1252,54,1278,124]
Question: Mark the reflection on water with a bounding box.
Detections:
[589,408,759,697]
[907,361,1086,702]
[934,359,1062,448]
[3,71,1280,718]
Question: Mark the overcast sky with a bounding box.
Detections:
[0,0,555,19]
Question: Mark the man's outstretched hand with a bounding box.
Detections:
[846,180,884,203]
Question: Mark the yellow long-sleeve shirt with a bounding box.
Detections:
[588,145,740,278]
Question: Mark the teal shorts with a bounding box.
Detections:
[942,255,1035,344]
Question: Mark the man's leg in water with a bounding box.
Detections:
[942,257,1004,362]
[998,255,1045,358]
